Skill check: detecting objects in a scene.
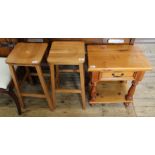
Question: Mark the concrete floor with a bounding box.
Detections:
[0,43,154,116]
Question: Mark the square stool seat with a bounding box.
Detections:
[48,51,85,65]
[6,43,47,65]
[48,41,85,65]
[51,41,85,53]
[0,57,11,89]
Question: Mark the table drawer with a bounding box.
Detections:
[99,71,134,81]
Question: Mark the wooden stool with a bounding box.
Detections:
[47,41,86,109]
[6,43,54,110]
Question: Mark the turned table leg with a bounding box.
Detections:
[125,72,145,106]
[90,72,99,102]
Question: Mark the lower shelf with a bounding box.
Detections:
[89,81,133,104]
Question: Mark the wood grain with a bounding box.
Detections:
[0,43,154,116]
[48,41,85,65]
[6,43,48,65]
[88,45,152,72]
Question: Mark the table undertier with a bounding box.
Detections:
[90,81,133,104]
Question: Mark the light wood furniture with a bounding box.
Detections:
[6,43,54,110]
[87,45,152,107]
[47,41,86,109]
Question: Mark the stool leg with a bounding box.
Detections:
[35,65,54,110]
[8,90,22,115]
[55,65,60,88]
[79,64,86,109]
[8,65,25,108]
[49,64,56,108]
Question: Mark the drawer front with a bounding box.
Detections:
[100,71,134,81]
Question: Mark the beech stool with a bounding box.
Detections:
[47,41,86,109]
[6,43,54,110]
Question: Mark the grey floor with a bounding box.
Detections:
[0,43,154,117]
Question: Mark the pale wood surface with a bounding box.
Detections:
[48,41,85,65]
[48,52,85,65]
[50,41,85,53]
[99,71,134,81]
[6,43,48,65]
[88,45,152,72]
[0,43,154,116]
[89,81,132,104]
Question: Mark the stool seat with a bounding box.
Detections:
[6,43,48,65]
[50,41,85,53]
[0,58,11,89]
[48,41,85,65]
[48,52,85,65]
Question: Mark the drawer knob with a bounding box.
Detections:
[112,73,124,77]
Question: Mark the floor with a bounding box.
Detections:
[0,43,154,117]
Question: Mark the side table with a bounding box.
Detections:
[87,45,152,107]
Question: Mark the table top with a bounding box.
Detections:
[87,45,152,72]
[47,41,85,64]
[6,43,48,65]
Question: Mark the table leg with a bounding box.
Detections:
[8,65,25,108]
[79,64,86,109]
[90,72,99,102]
[49,64,56,108]
[35,65,54,110]
[125,72,145,104]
